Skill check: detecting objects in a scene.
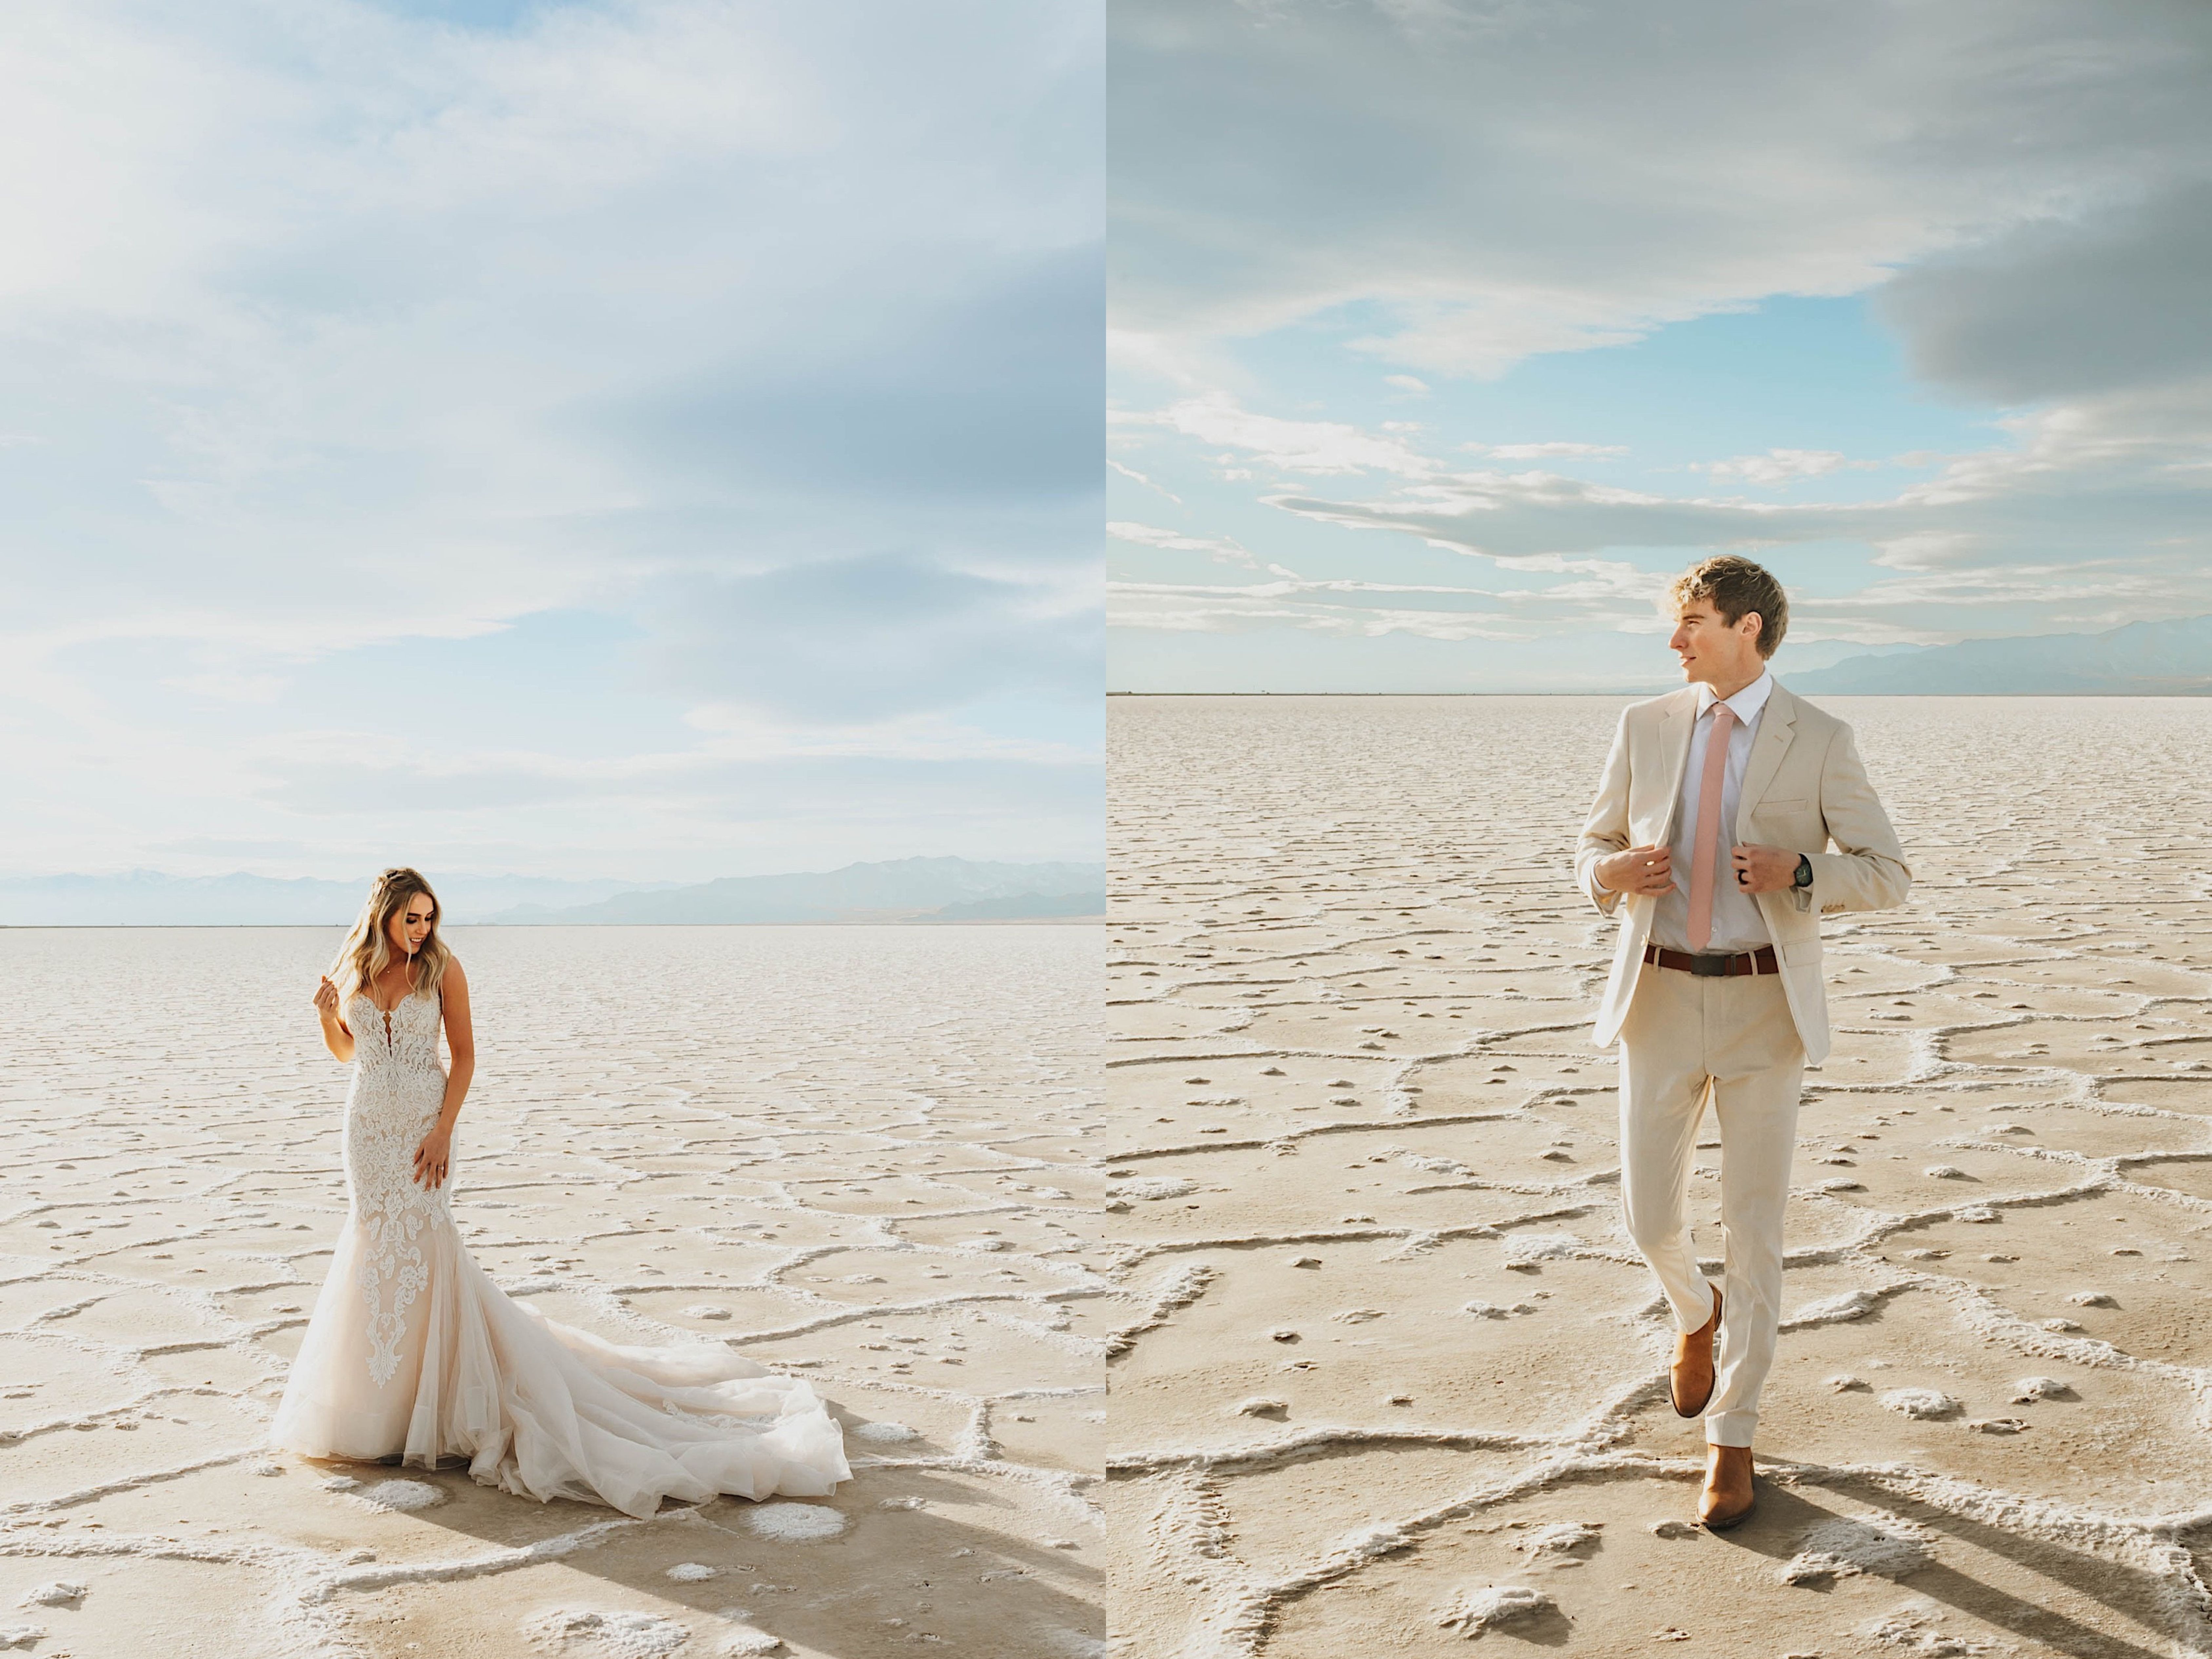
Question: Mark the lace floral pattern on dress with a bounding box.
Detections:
[344,991,450,1386]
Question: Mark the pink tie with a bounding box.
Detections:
[1686,702,1737,953]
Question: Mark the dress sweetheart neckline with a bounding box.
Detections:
[351,988,429,1017]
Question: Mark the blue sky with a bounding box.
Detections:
[0,0,1101,881]
[1108,0,2212,692]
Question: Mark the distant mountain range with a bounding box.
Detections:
[1792,615,2212,695]
[0,858,1104,928]
[484,858,1104,925]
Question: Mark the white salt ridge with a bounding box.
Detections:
[0,1628,43,1652]
[665,1562,719,1581]
[852,1420,919,1443]
[1864,1601,1974,1654]
[1397,1153,1469,1175]
[1515,1522,1599,1562]
[1107,1177,1197,1202]
[1234,1397,1288,1417]
[1879,1389,1963,1420]
[1461,1301,1536,1320]
[1778,1517,1934,1586]
[716,1632,785,1657]
[1104,1263,1218,1359]
[1436,1585,1552,1635]
[2010,1376,2074,1402]
[1781,1288,1884,1329]
[530,1608,690,1658]
[17,1583,84,1608]
[1501,1233,1581,1270]
[356,1478,448,1511]
[745,1502,847,1542]
[682,1305,732,1320]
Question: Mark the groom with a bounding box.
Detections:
[1575,555,1910,1529]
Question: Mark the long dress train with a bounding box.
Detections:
[268,989,849,1518]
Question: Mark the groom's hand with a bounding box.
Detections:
[1596,844,1673,895]
[1730,843,1798,894]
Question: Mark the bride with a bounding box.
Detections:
[268,867,850,1516]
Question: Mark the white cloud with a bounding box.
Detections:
[1108,520,1263,568]
[1691,449,1869,485]
[1108,3,2212,686]
[1113,1,2204,380]
[0,1,1104,878]
[1480,441,1629,460]
[1113,394,1439,475]
[1109,458,1184,502]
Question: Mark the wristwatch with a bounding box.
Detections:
[1793,854,1814,889]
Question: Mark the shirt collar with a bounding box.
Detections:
[1695,668,1774,725]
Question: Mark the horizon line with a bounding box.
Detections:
[1104,690,2212,698]
[0,917,1107,932]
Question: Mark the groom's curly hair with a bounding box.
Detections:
[1667,555,1789,659]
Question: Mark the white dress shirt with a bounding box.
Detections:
[1650,669,1775,954]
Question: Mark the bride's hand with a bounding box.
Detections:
[413,1126,452,1190]
[314,975,340,1018]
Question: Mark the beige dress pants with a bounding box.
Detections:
[1616,957,1805,1448]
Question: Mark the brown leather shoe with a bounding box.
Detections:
[1670,1287,1721,1417]
[1699,1442,1755,1529]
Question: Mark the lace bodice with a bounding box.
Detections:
[348,988,445,1078]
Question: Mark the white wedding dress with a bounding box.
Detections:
[268,989,850,1517]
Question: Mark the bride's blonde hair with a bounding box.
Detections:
[331,867,453,1004]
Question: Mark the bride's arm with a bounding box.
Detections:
[415,960,475,1189]
[313,975,356,1063]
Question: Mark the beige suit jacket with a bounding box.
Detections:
[1574,680,1910,1066]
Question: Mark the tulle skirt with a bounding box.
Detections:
[267,1211,851,1518]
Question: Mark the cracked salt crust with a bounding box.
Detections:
[1105,695,2212,1659]
[0,924,1104,1657]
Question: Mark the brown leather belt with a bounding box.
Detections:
[1644,941,1779,977]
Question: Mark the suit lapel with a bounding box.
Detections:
[1652,687,1700,843]
[1733,680,1798,842]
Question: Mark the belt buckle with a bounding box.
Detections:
[1690,954,1731,977]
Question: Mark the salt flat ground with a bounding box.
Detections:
[0,923,1105,1659]
[1105,694,2212,1659]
